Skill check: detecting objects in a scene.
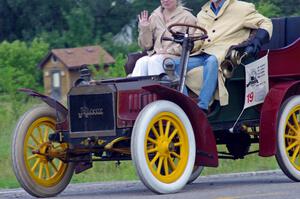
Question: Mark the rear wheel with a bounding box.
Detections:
[12,106,74,197]
[276,96,300,181]
[131,100,195,194]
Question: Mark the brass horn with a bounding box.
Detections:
[221,50,246,79]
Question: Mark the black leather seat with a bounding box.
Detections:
[124,51,147,75]
[286,16,300,46]
[262,17,286,50]
[262,16,300,50]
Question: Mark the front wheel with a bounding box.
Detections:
[276,96,300,181]
[187,166,204,184]
[131,100,196,194]
[12,105,74,197]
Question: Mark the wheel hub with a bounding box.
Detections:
[32,142,52,162]
[157,138,170,155]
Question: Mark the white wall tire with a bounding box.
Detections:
[276,96,300,181]
[12,105,74,197]
[187,166,204,184]
[131,100,195,194]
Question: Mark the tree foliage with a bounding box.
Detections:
[0,39,48,96]
[1,0,298,48]
[0,0,298,97]
[256,1,282,18]
[90,53,127,80]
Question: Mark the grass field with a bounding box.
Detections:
[0,97,279,189]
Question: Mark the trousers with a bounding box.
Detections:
[131,54,165,76]
[175,53,218,110]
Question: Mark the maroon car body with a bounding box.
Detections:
[13,16,300,197]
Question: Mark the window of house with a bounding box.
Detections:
[51,55,58,63]
[52,72,60,88]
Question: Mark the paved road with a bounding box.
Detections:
[1,170,299,199]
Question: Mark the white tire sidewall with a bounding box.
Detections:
[131,100,195,194]
[188,166,204,184]
[12,105,74,197]
[277,96,300,180]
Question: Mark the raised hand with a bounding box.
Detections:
[138,10,150,27]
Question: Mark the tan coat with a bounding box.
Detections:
[186,0,273,106]
[138,6,197,56]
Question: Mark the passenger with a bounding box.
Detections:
[131,0,197,76]
[175,0,273,114]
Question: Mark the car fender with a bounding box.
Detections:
[143,84,218,167]
[259,80,300,157]
[19,88,69,130]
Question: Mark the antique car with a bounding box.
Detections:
[11,16,300,197]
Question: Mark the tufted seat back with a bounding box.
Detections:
[262,16,300,50]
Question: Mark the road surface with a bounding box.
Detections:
[1,170,299,199]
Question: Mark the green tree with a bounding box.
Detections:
[0,0,299,57]
[256,1,282,17]
[1,0,300,46]
[81,0,135,36]
[0,0,73,42]
[90,53,126,80]
[0,39,49,117]
[0,39,49,96]
[63,7,95,47]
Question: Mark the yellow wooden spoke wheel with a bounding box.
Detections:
[144,112,189,183]
[276,96,300,181]
[12,106,74,197]
[24,117,68,187]
[131,100,195,194]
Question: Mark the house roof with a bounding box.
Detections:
[38,45,115,69]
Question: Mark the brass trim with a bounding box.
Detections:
[104,136,131,155]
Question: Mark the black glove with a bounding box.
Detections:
[245,28,270,57]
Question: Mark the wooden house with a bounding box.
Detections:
[38,46,115,100]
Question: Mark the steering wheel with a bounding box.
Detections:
[168,23,208,41]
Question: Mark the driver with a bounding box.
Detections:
[175,0,272,114]
[131,0,196,76]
